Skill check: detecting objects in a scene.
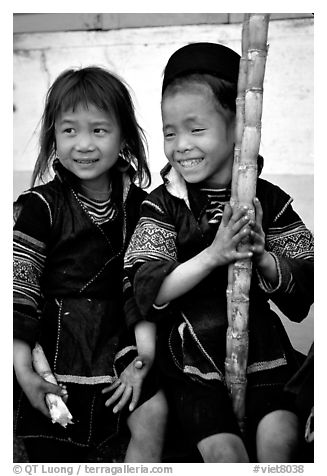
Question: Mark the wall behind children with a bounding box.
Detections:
[13,13,314,354]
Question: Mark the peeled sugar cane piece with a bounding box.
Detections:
[32,343,73,427]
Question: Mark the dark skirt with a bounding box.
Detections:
[14,295,156,448]
[158,331,299,450]
[15,382,121,448]
[15,364,160,450]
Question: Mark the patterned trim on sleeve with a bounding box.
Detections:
[272,197,293,223]
[256,252,284,294]
[13,230,46,309]
[266,221,314,260]
[124,216,177,268]
[28,191,53,227]
[153,302,170,310]
[141,199,166,215]
[114,345,138,363]
[122,275,132,293]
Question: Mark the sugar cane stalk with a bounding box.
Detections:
[225,13,270,432]
[32,343,73,427]
[230,13,250,206]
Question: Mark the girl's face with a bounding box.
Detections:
[162,84,235,188]
[55,103,123,192]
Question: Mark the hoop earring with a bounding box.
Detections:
[116,147,131,172]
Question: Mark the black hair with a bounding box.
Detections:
[162,73,237,114]
[31,66,151,188]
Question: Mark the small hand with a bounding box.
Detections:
[18,370,67,419]
[249,197,266,264]
[207,203,253,266]
[59,383,68,404]
[102,356,152,413]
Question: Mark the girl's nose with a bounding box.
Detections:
[75,133,96,152]
[176,134,191,153]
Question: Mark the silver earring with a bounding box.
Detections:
[117,147,131,172]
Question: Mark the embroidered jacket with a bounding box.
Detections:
[124,164,314,387]
[13,160,146,445]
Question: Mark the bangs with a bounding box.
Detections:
[51,71,118,120]
[163,73,237,113]
[60,86,107,113]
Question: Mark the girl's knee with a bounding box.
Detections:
[257,410,299,442]
[197,433,249,463]
[128,390,168,437]
[256,410,300,462]
[125,391,167,463]
[142,390,168,423]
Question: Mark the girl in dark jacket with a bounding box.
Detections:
[13,66,167,463]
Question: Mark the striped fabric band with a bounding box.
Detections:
[77,192,117,225]
[200,187,231,224]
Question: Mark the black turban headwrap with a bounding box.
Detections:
[162,42,241,95]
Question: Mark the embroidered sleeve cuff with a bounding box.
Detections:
[134,260,180,316]
[277,255,295,294]
[146,301,171,323]
[256,252,293,295]
[153,302,170,310]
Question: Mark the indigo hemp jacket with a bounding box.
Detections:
[124,164,314,390]
[14,160,146,446]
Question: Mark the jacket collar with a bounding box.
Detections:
[160,163,233,222]
[161,163,191,209]
[160,163,211,221]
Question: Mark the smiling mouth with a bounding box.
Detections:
[178,158,204,169]
[73,159,99,164]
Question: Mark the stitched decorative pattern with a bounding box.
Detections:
[182,312,223,377]
[114,345,137,362]
[142,199,165,215]
[200,187,231,224]
[272,197,293,223]
[13,230,46,309]
[14,259,40,286]
[247,357,287,374]
[29,191,53,227]
[125,217,177,267]
[183,365,222,381]
[55,373,117,385]
[53,298,63,372]
[266,223,314,259]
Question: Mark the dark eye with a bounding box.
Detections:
[94,128,107,135]
[192,128,205,133]
[63,127,75,134]
[164,132,175,139]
